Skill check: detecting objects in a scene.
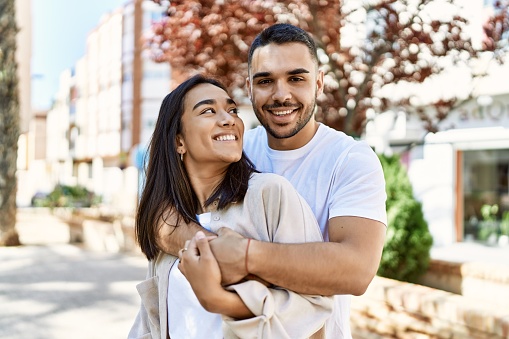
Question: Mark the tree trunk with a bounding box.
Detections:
[0,0,21,246]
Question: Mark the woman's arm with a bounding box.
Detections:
[182,175,334,338]
[180,231,333,339]
[178,231,254,319]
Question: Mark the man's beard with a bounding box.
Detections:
[253,97,316,140]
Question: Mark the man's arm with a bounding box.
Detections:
[213,216,386,296]
[156,209,215,256]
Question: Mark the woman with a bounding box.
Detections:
[129,74,332,339]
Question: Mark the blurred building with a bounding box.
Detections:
[41,0,170,214]
[364,0,509,247]
[21,0,259,213]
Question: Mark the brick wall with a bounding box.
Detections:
[351,276,509,338]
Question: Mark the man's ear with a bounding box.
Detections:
[246,76,252,100]
[316,69,324,97]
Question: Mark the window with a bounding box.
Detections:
[463,149,509,244]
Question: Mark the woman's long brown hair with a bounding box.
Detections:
[136,74,257,260]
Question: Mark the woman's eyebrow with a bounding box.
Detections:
[193,97,236,111]
[193,99,215,110]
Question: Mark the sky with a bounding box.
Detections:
[31,0,127,110]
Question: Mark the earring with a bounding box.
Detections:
[180,152,183,161]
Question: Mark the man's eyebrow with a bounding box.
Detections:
[252,68,310,80]
[193,99,215,111]
[288,68,310,75]
[227,98,236,106]
[252,72,271,80]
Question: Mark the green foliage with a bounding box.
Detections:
[33,185,101,208]
[477,204,499,241]
[501,212,509,236]
[377,154,433,282]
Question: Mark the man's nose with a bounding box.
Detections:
[272,80,292,103]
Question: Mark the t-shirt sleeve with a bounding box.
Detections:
[328,142,387,226]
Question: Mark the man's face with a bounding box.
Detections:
[247,42,324,150]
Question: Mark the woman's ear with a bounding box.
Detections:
[176,134,186,155]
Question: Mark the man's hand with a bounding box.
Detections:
[209,227,250,286]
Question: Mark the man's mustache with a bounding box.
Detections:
[262,102,300,110]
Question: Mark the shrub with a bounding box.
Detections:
[32,184,101,208]
[377,154,433,282]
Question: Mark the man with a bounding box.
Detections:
[159,23,387,338]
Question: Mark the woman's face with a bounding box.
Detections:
[178,83,244,167]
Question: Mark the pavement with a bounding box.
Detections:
[2,209,509,339]
[0,209,148,339]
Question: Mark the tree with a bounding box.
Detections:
[148,0,509,136]
[0,0,20,246]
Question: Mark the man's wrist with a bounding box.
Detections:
[245,239,260,276]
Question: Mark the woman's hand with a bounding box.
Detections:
[179,231,255,319]
[178,231,224,311]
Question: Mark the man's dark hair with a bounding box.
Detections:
[135,74,257,260]
[248,23,318,70]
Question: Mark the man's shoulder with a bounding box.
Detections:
[316,123,356,146]
[314,124,373,158]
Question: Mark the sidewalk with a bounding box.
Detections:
[5,209,509,338]
[0,209,148,339]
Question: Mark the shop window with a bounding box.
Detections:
[463,149,509,245]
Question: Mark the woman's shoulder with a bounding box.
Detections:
[248,172,294,192]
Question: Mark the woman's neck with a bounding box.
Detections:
[186,163,227,214]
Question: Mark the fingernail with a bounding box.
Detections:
[196,231,205,239]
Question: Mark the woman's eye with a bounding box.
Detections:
[229,108,239,114]
[201,108,215,114]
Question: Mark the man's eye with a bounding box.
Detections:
[258,79,272,84]
[229,108,239,114]
[290,77,303,82]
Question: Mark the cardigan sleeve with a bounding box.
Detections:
[223,281,332,339]
[221,173,333,339]
[128,260,160,339]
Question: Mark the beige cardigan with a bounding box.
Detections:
[128,173,333,339]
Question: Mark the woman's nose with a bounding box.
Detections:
[218,110,235,126]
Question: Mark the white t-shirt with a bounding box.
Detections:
[243,123,387,339]
[167,213,222,339]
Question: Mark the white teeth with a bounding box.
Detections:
[215,135,236,141]
[272,109,294,116]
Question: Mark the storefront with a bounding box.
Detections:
[384,93,509,247]
[462,148,509,245]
